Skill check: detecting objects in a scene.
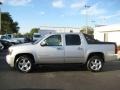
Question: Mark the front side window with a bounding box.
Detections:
[44,35,62,46]
[65,34,81,45]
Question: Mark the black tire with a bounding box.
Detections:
[11,42,15,45]
[0,45,4,50]
[15,55,33,73]
[87,56,104,72]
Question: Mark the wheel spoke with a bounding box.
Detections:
[23,59,26,64]
[94,59,98,64]
[23,67,27,71]
[91,61,95,65]
[25,65,30,70]
[18,62,23,66]
[98,61,102,65]
[91,65,96,70]
[20,65,25,71]
[26,60,30,65]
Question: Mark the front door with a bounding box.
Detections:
[37,34,64,63]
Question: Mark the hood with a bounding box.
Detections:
[9,43,33,49]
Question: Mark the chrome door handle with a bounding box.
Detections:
[78,47,82,50]
[57,47,63,50]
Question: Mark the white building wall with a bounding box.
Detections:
[107,32,120,45]
[94,24,120,46]
[94,31,104,41]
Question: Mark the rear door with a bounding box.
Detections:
[64,34,84,63]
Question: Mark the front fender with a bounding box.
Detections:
[12,48,37,63]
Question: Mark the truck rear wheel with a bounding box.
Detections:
[87,56,104,72]
[15,55,33,73]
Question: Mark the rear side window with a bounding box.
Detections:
[65,34,81,45]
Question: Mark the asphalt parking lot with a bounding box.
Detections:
[0,50,120,90]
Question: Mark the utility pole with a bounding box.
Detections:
[0,2,2,32]
[91,20,96,28]
[84,5,90,34]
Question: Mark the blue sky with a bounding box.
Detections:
[1,0,120,33]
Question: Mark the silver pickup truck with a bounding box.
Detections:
[6,33,117,73]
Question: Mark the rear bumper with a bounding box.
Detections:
[105,54,118,62]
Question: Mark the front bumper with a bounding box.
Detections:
[6,55,15,67]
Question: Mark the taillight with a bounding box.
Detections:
[115,44,117,54]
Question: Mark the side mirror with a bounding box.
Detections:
[40,41,46,46]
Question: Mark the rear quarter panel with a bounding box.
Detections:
[85,44,116,61]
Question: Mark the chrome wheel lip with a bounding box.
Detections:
[90,59,102,71]
[17,57,31,72]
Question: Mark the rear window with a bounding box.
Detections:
[34,35,41,38]
[83,34,100,44]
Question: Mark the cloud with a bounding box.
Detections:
[0,0,5,3]
[99,10,120,20]
[81,3,106,16]
[70,0,87,9]
[40,11,45,16]
[52,0,64,8]
[61,14,65,17]
[8,0,32,6]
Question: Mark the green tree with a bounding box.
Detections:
[23,28,39,38]
[30,28,39,36]
[1,12,19,34]
[14,33,24,38]
[24,33,31,37]
[80,26,94,36]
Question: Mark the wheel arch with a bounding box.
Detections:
[87,52,105,63]
[14,53,35,66]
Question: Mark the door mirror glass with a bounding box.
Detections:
[40,41,47,46]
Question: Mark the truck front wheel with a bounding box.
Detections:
[87,56,104,72]
[15,55,33,73]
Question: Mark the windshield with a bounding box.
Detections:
[1,36,11,39]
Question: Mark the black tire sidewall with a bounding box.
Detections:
[87,56,104,72]
[0,45,4,50]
